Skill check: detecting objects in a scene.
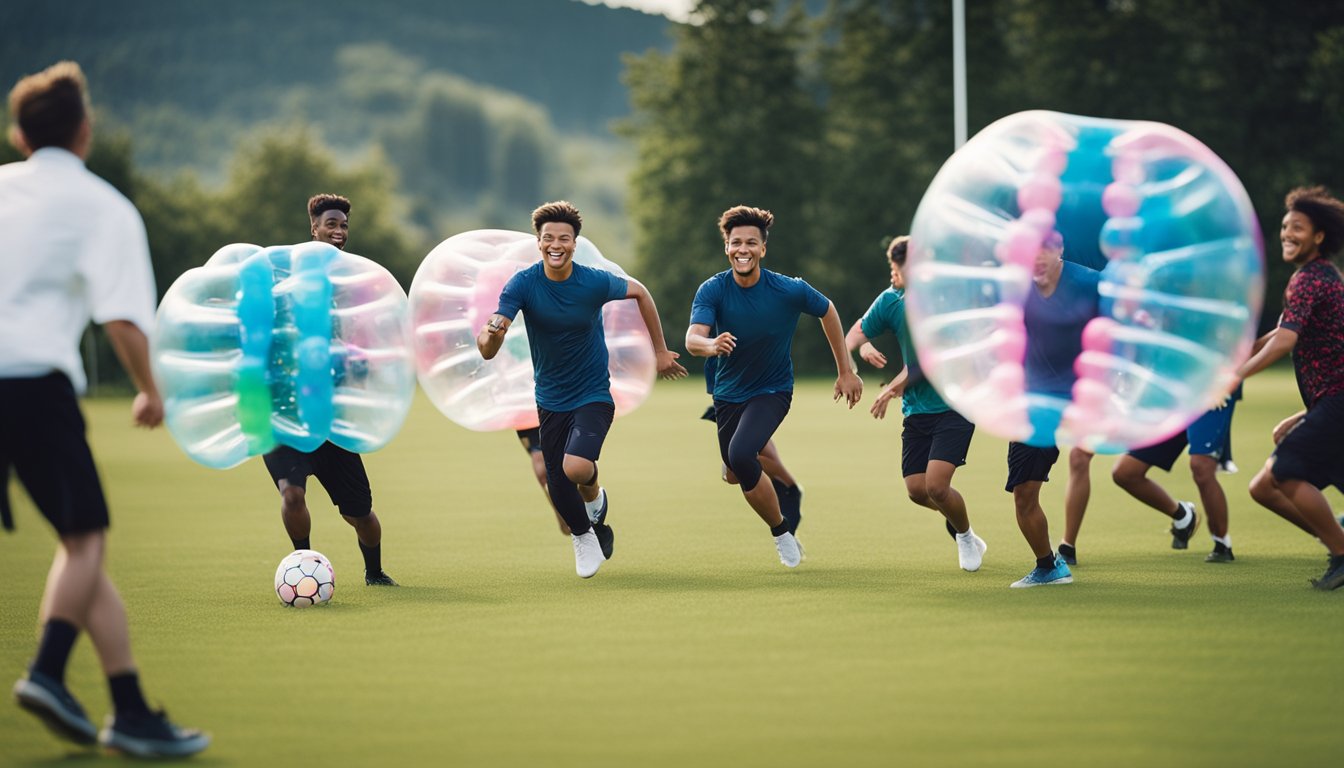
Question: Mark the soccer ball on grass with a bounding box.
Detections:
[274,549,335,607]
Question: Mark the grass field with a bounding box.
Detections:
[2,368,1342,766]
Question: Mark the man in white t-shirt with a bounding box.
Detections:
[2,61,208,759]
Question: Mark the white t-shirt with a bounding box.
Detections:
[0,147,156,392]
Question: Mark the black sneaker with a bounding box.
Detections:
[99,709,209,758]
[365,570,399,586]
[593,522,614,560]
[1205,542,1235,563]
[12,670,97,746]
[1311,554,1344,591]
[1170,502,1199,550]
[1058,542,1078,566]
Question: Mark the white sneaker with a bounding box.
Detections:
[956,531,987,572]
[774,532,802,568]
[572,530,605,578]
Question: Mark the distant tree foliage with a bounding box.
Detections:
[623,0,1344,373]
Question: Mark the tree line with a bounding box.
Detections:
[621,0,1344,371]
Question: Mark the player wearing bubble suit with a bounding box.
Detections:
[1004,232,1099,588]
[845,236,986,572]
[1,62,209,758]
[1111,386,1242,563]
[478,201,688,579]
[686,205,863,569]
[259,194,398,587]
[1236,186,1344,590]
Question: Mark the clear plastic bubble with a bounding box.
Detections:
[907,111,1264,452]
[409,229,655,431]
[153,242,415,469]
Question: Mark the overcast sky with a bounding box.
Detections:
[578,0,696,23]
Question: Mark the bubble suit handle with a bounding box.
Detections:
[409,230,656,432]
[236,252,277,455]
[907,110,1263,451]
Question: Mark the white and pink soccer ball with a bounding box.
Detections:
[274,550,335,607]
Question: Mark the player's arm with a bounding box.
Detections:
[844,318,885,370]
[686,323,735,358]
[103,319,163,428]
[820,302,863,408]
[626,278,686,379]
[869,366,909,420]
[476,314,512,360]
[1235,326,1298,380]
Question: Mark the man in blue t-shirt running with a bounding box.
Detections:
[478,201,687,579]
[1005,231,1100,588]
[686,205,863,569]
[845,235,986,572]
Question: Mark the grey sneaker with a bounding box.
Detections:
[99,709,210,758]
[774,532,802,568]
[1311,554,1344,591]
[13,670,97,746]
[572,529,605,578]
[1171,502,1199,550]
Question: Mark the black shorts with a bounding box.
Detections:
[538,401,615,465]
[714,392,792,491]
[516,428,543,454]
[1127,430,1188,472]
[700,405,716,422]
[901,410,975,477]
[263,442,373,517]
[1271,394,1344,492]
[0,373,110,534]
[1005,441,1061,491]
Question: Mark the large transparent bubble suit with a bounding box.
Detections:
[152,242,415,469]
[907,111,1263,452]
[409,230,656,431]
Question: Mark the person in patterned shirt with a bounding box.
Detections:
[1236,185,1344,590]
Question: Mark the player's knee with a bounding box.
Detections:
[726,444,759,478]
[58,528,106,560]
[722,464,740,485]
[1111,462,1143,490]
[925,481,953,507]
[280,485,307,511]
[1248,468,1278,503]
[1189,455,1217,484]
[562,455,595,486]
[1069,450,1093,474]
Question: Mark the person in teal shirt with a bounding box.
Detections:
[846,236,986,572]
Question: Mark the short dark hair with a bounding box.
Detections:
[531,200,582,236]
[1285,186,1344,259]
[886,235,910,267]
[7,61,89,151]
[718,205,774,241]
[308,194,351,222]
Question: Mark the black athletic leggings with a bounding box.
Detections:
[714,392,791,493]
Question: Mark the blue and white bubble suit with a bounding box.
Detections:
[907,111,1263,452]
[152,242,415,469]
[409,230,656,432]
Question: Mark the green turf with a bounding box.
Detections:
[2,368,1342,766]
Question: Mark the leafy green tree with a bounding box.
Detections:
[621,0,824,361]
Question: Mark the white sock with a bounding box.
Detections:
[1173,505,1193,528]
[956,527,975,540]
[585,488,605,517]
[1213,534,1231,548]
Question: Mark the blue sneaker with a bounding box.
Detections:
[1010,555,1074,588]
[13,670,97,746]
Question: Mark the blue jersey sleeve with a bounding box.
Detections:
[603,271,629,303]
[792,277,831,318]
[689,277,721,328]
[496,269,528,320]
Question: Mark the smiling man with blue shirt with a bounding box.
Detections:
[686,205,863,569]
[478,201,687,579]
